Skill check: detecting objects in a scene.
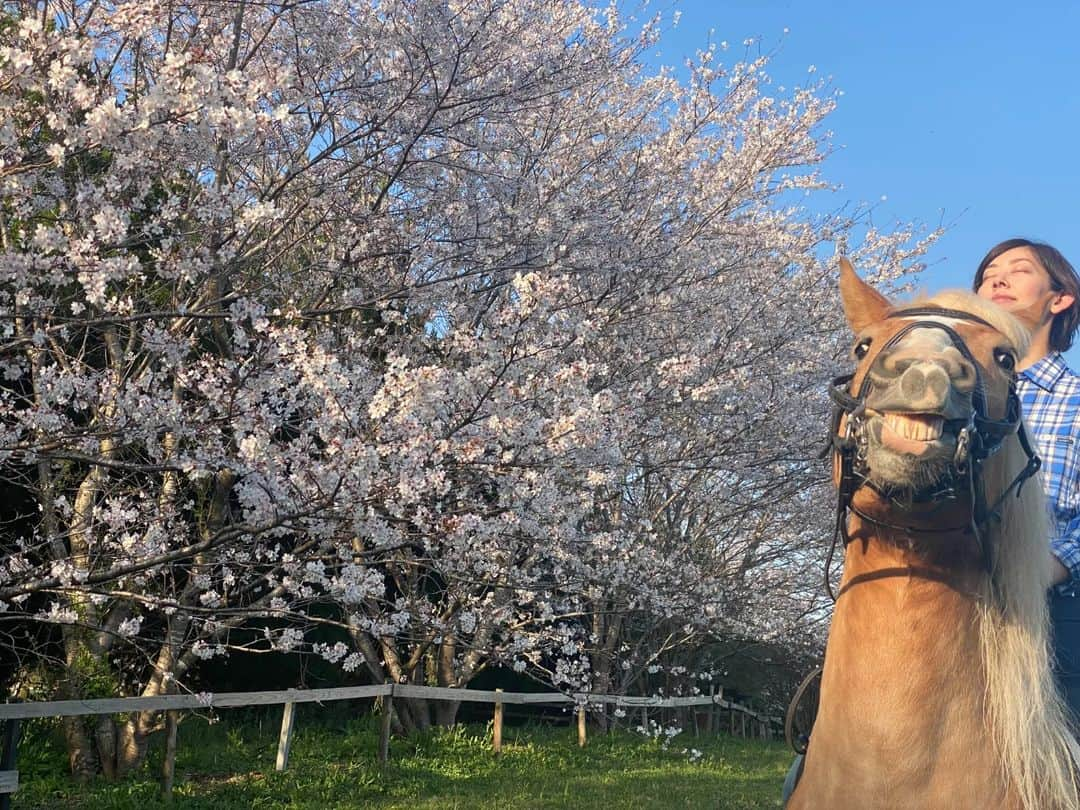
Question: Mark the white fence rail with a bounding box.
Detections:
[0,683,776,722]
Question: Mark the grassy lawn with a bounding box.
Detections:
[14,706,791,809]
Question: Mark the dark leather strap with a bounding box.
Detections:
[785,665,822,755]
[887,306,997,329]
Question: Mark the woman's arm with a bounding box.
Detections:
[1051,554,1072,586]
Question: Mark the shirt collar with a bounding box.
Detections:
[1019,352,1070,392]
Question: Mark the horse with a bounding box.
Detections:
[785,259,1079,809]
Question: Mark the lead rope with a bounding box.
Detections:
[823,514,841,604]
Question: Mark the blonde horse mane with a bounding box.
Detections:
[925,291,1078,809]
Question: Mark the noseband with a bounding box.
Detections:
[825,306,1041,592]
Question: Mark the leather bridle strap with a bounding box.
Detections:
[823,307,1041,599]
[888,306,997,328]
[784,665,822,755]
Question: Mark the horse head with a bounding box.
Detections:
[832,258,1040,564]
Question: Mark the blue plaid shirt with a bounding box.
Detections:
[1018,353,1080,596]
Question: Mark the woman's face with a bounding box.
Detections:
[976,246,1062,329]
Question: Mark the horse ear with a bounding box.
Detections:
[839,257,892,331]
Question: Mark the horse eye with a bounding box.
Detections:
[994,349,1016,371]
[853,338,872,360]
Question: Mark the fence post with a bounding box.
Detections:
[161,710,178,801]
[378,683,393,766]
[740,709,746,737]
[0,715,20,810]
[577,702,587,748]
[275,701,296,771]
[715,687,723,736]
[707,686,715,734]
[708,686,717,738]
[492,688,503,755]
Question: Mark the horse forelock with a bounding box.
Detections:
[916,290,1031,358]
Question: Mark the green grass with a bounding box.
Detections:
[13,707,791,809]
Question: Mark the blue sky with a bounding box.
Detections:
[649,1,1080,363]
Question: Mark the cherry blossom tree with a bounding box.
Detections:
[0,0,933,774]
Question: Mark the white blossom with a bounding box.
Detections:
[0,0,930,749]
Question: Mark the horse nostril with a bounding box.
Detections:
[927,370,949,399]
[900,367,925,398]
[954,359,977,392]
[877,350,913,377]
[898,364,950,403]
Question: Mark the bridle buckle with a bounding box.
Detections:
[953,423,973,472]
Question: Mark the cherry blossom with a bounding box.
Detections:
[0,0,932,775]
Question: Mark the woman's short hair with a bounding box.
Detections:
[973,238,1080,353]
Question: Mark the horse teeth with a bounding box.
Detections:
[884,414,943,441]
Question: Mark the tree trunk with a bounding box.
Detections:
[60,629,99,780]
[114,709,165,777]
[590,604,623,732]
[94,716,118,780]
[434,699,460,727]
[61,716,97,781]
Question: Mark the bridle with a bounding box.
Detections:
[785,305,1043,757]
[824,306,1042,596]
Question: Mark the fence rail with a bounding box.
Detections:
[0,683,776,722]
[0,684,392,721]
[0,683,781,803]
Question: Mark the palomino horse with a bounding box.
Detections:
[786,260,1079,810]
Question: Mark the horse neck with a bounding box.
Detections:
[829,520,986,686]
[793,517,1011,808]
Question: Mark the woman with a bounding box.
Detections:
[973,237,1080,724]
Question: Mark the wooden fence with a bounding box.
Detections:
[0,683,780,804]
